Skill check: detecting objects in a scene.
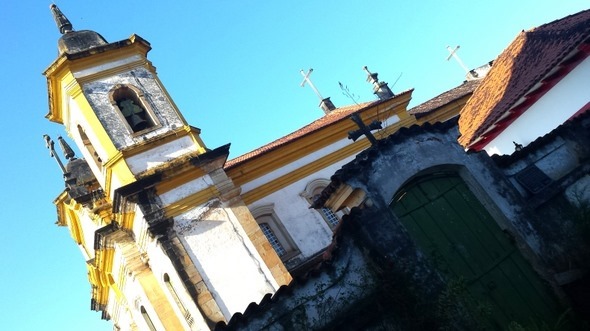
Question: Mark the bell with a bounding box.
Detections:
[129,114,149,132]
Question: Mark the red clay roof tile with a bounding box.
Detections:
[225,90,413,169]
[458,9,590,149]
[409,79,480,117]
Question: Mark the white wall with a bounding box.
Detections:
[173,202,278,320]
[251,156,356,259]
[126,136,199,174]
[485,56,590,155]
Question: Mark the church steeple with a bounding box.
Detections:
[44,4,208,195]
[44,7,291,330]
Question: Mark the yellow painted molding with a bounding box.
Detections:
[241,139,369,204]
[238,110,419,204]
[63,199,84,245]
[103,151,124,169]
[90,247,115,306]
[118,126,203,159]
[116,212,136,230]
[163,186,219,218]
[75,58,151,85]
[44,37,151,79]
[227,94,412,186]
[155,167,207,195]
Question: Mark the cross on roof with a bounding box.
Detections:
[446,45,477,79]
[300,68,324,101]
[348,113,382,145]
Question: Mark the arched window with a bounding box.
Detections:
[140,306,157,331]
[109,84,158,133]
[78,125,102,168]
[302,178,341,229]
[163,273,194,327]
[251,204,299,261]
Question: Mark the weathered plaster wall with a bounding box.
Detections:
[250,158,355,262]
[82,66,185,149]
[126,135,199,174]
[343,124,546,261]
[493,115,590,277]
[173,200,278,320]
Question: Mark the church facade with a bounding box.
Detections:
[44,4,590,330]
[42,5,467,331]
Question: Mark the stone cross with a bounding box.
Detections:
[348,113,382,145]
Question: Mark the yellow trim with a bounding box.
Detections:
[117,125,205,159]
[103,151,124,169]
[241,139,367,204]
[227,94,412,186]
[105,168,113,198]
[44,36,151,79]
[90,247,115,306]
[54,191,69,226]
[75,57,151,85]
[116,212,136,230]
[163,186,219,218]
[155,167,207,195]
[64,199,84,245]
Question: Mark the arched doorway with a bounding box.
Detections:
[390,172,557,328]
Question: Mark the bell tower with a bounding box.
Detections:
[44,5,207,198]
[44,5,291,330]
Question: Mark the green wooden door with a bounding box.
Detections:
[391,174,557,329]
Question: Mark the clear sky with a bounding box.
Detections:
[0,1,587,330]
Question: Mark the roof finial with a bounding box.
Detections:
[50,4,73,34]
[362,66,395,100]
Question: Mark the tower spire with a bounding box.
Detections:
[50,4,73,34]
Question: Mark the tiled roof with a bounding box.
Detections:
[458,9,590,148]
[224,90,413,169]
[408,79,480,117]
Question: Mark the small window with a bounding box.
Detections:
[251,204,299,261]
[109,85,158,134]
[163,273,194,327]
[302,178,341,229]
[78,125,102,168]
[515,164,553,194]
[140,306,157,331]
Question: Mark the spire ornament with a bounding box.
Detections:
[50,4,73,34]
[43,134,67,175]
[58,136,76,160]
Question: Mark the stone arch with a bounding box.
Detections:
[389,169,558,328]
[109,84,159,134]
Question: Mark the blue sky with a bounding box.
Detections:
[0,1,588,330]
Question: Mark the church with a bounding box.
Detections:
[43,4,590,330]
